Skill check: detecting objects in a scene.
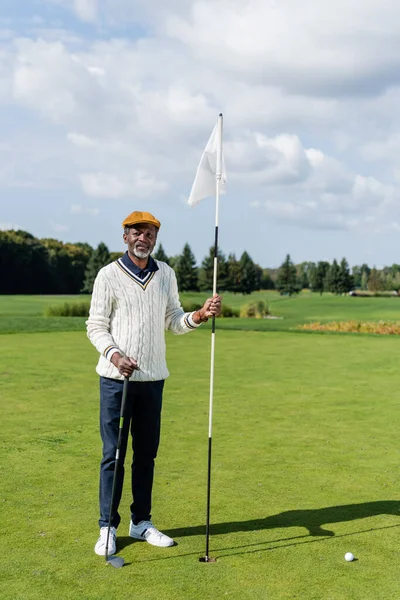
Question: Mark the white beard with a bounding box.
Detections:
[133,246,151,259]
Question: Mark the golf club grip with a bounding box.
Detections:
[120,376,129,423]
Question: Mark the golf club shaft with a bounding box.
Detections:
[105,376,129,561]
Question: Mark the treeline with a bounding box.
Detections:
[1,230,399,295]
[277,256,400,295]
[155,243,274,294]
[0,230,272,294]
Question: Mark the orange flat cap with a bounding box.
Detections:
[122,211,161,230]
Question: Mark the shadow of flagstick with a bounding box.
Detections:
[118,522,400,564]
[117,532,310,563]
[215,522,400,560]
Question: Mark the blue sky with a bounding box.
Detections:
[2,0,400,268]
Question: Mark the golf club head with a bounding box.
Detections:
[106,555,124,568]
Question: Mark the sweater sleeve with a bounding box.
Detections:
[86,268,122,361]
[165,267,202,334]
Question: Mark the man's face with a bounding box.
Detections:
[123,223,157,259]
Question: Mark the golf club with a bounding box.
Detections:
[105,375,129,568]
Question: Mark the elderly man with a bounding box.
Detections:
[87,210,222,556]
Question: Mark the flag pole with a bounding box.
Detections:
[200,113,223,564]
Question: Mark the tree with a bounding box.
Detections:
[167,255,180,270]
[360,272,368,290]
[238,251,260,294]
[351,265,362,289]
[109,251,124,263]
[225,253,241,293]
[297,261,315,290]
[276,254,300,295]
[260,269,275,290]
[388,272,400,292]
[198,246,228,292]
[360,264,371,290]
[65,243,93,293]
[310,261,330,294]
[325,259,340,294]
[382,265,400,291]
[153,243,169,264]
[41,238,93,293]
[367,268,384,293]
[175,243,199,291]
[253,264,263,291]
[0,230,51,294]
[337,258,353,294]
[390,263,400,276]
[82,242,111,293]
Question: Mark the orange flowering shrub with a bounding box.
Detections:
[298,321,400,334]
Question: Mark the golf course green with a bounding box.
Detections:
[1,292,399,599]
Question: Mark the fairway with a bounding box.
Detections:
[2,291,400,334]
[1,325,400,599]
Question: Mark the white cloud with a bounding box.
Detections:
[225,133,352,195]
[4,0,400,264]
[0,222,21,231]
[80,172,168,199]
[45,0,98,23]
[246,133,398,231]
[73,0,98,22]
[50,221,70,232]
[12,39,107,126]
[70,204,99,215]
[0,29,15,41]
[67,132,97,148]
[166,0,400,96]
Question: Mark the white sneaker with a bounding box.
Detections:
[129,520,174,547]
[94,526,117,556]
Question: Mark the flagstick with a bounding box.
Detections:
[200,113,223,564]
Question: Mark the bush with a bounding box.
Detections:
[349,291,399,297]
[220,305,239,318]
[181,301,202,312]
[240,301,269,318]
[45,300,240,319]
[240,303,257,318]
[45,301,91,317]
[256,300,269,317]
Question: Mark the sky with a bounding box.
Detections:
[1,0,400,268]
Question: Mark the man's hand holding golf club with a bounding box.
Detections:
[111,354,139,377]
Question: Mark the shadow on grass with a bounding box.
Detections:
[117,500,400,556]
[164,500,400,538]
[117,523,400,563]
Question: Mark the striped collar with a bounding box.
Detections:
[116,252,159,290]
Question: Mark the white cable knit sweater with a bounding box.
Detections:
[86,259,201,381]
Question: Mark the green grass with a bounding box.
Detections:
[1,291,400,334]
[0,295,92,316]
[1,328,400,599]
[0,295,90,333]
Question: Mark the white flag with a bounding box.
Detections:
[187,119,227,206]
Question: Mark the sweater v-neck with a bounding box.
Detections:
[115,252,159,289]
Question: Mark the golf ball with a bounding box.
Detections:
[344,552,354,562]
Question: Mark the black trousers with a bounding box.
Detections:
[99,376,164,528]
